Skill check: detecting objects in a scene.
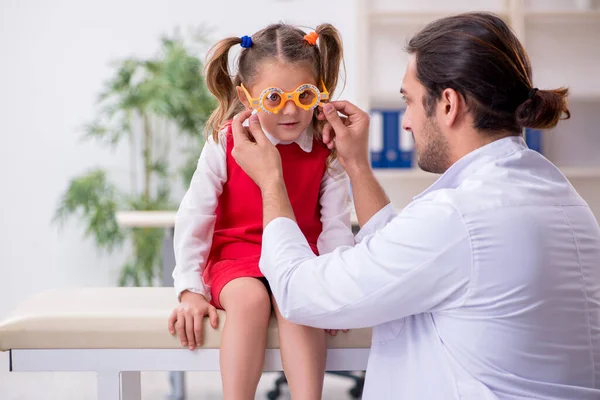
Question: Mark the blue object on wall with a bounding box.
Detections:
[369,110,386,168]
[370,109,413,168]
[524,128,543,153]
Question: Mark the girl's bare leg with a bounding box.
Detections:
[273,296,327,400]
[219,278,272,400]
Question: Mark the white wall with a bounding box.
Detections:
[0,0,361,320]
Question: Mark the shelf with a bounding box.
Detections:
[560,167,600,179]
[374,168,437,180]
[369,94,405,109]
[567,93,600,102]
[116,211,176,228]
[525,10,600,20]
[370,10,508,25]
[372,166,600,180]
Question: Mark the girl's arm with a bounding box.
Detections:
[172,132,227,302]
[316,159,356,255]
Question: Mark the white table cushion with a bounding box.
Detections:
[0,287,371,351]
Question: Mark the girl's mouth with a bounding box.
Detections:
[278,122,299,128]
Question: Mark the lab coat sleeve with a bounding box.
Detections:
[354,202,398,243]
[259,200,473,329]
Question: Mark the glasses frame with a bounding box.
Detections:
[239,80,329,115]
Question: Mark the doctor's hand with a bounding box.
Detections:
[168,291,219,350]
[231,110,283,191]
[325,329,349,336]
[317,101,370,174]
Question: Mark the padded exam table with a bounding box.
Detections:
[0,287,371,399]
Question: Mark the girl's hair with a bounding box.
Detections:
[204,23,345,155]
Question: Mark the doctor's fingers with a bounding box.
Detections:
[321,117,350,149]
[322,123,335,149]
[326,329,349,336]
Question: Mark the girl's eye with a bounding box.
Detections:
[267,93,280,102]
[297,90,317,105]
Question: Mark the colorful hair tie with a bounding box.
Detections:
[240,35,253,48]
[304,31,319,45]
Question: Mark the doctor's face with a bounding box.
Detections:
[400,57,451,174]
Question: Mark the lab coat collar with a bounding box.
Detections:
[414,135,527,200]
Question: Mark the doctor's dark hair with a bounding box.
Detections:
[406,12,570,135]
[204,23,345,143]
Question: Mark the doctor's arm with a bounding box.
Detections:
[229,107,472,329]
[259,201,473,330]
[318,101,391,228]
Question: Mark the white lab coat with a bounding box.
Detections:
[260,136,600,399]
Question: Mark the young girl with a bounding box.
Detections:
[168,22,354,399]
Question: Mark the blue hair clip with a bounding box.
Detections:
[240,35,253,48]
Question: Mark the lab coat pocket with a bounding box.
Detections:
[371,318,405,343]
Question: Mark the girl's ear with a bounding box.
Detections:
[236,86,251,109]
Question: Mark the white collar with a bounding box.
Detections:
[414,136,527,201]
[242,119,313,153]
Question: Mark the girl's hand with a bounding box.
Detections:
[168,291,219,350]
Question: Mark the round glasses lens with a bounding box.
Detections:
[261,89,283,111]
[297,87,319,107]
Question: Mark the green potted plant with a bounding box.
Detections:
[53,30,215,286]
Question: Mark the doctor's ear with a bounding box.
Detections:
[438,88,463,128]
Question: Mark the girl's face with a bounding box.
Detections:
[237,61,317,142]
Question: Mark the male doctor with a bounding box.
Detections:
[232,12,600,400]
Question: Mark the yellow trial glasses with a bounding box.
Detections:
[239,80,329,114]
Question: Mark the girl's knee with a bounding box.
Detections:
[220,278,272,317]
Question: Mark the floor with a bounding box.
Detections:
[0,352,361,399]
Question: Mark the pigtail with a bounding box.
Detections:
[204,37,246,142]
[309,24,346,170]
[315,23,346,98]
